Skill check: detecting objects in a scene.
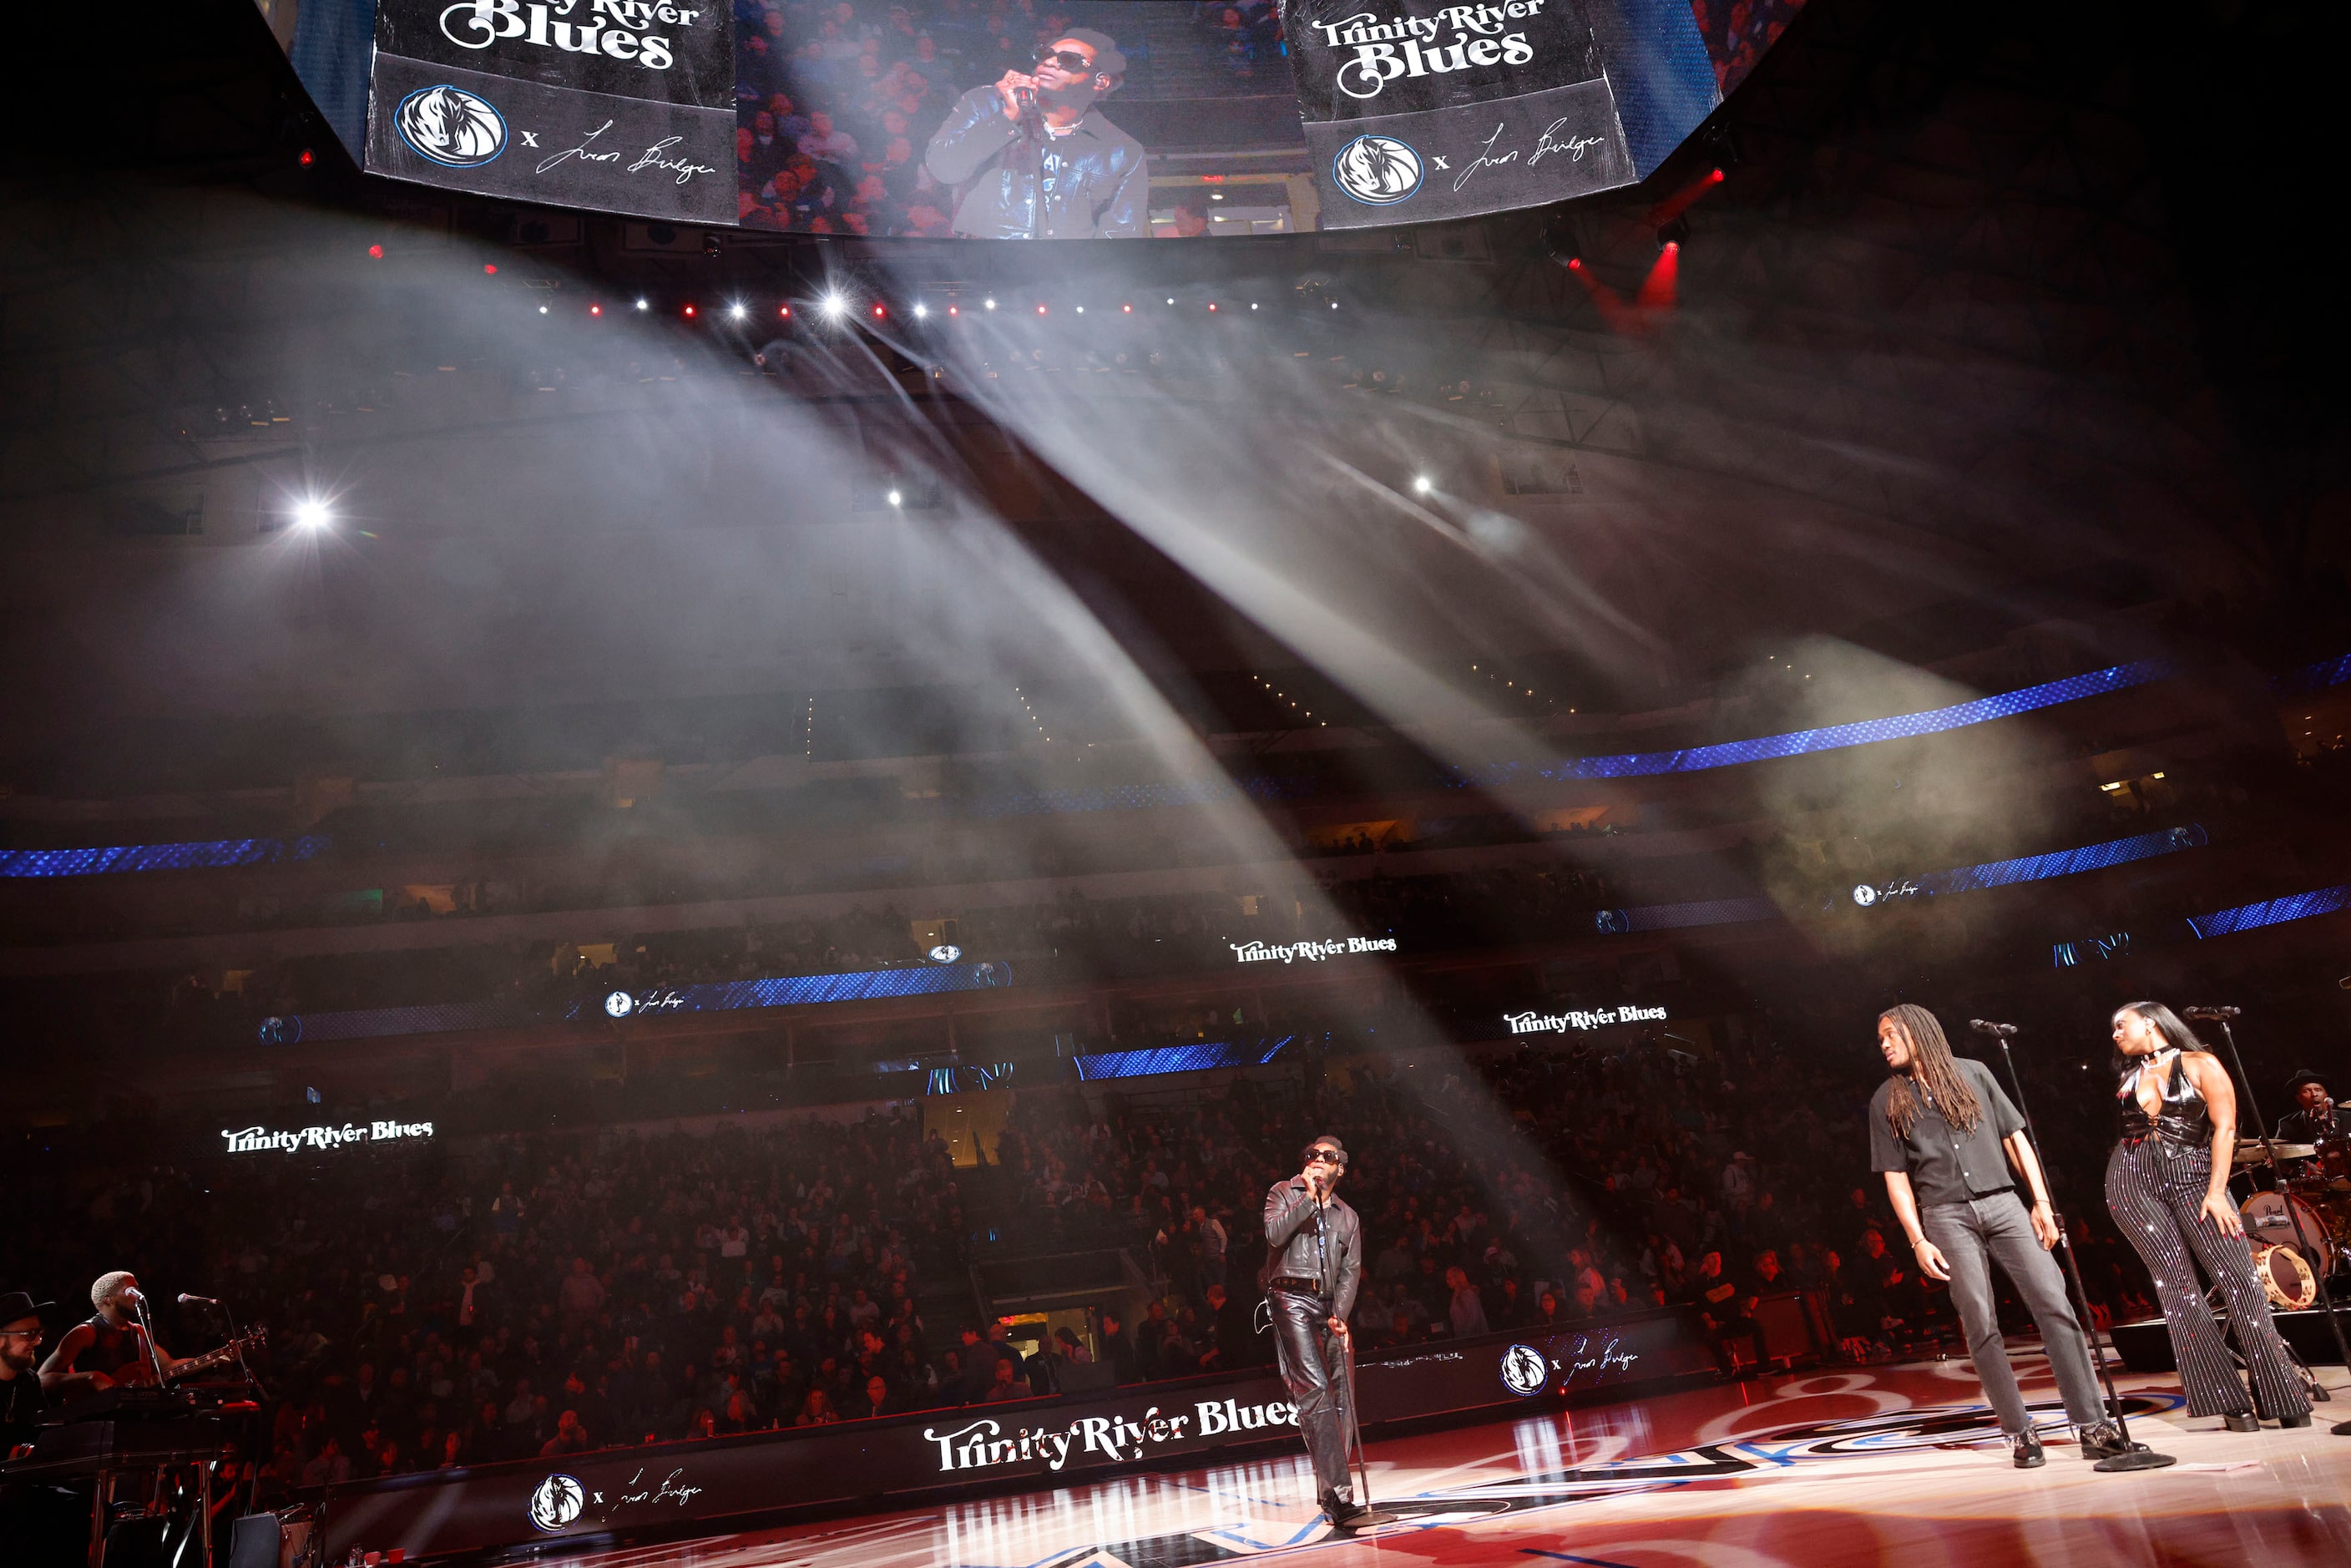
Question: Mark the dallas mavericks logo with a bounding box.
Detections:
[395,84,508,169]
[528,1473,584,1531]
[1332,134,1423,205]
[1499,1343,1550,1398]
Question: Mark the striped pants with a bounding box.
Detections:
[2105,1136,2309,1418]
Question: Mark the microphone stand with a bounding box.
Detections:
[2197,1009,2351,1435]
[1979,1023,2176,1471]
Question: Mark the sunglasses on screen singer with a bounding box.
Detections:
[1035,48,1097,73]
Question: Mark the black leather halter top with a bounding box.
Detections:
[2116,1048,2212,1146]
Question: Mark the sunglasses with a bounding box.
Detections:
[1036,48,1096,73]
[1305,1150,1342,1166]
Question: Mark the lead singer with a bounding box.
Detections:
[1263,1137,1393,1531]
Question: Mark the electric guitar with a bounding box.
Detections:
[57,1328,267,1404]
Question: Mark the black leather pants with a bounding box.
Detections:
[1268,1286,1353,1503]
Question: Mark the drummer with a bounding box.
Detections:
[2277,1070,2343,1146]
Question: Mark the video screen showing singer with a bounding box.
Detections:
[923,29,1148,238]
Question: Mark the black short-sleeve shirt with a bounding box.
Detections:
[1868,1057,2027,1206]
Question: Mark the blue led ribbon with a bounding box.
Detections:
[1910,823,2206,898]
[1073,1036,1297,1080]
[0,835,330,878]
[1542,660,2168,780]
[2185,884,2351,939]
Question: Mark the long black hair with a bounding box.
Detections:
[1880,1004,1982,1138]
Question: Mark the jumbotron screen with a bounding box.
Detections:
[270,0,1804,234]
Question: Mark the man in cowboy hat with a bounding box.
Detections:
[2278,1070,2343,1146]
[0,1289,52,1454]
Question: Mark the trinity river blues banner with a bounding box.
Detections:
[364,0,738,224]
[320,1311,1715,1558]
[1280,0,1635,226]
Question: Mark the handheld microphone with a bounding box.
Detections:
[2182,1005,2240,1020]
[178,1293,220,1307]
[1969,1019,2019,1038]
[1014,84,1037,119]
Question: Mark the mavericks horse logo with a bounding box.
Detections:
[395,84,508,169]
[528,1473,584,1531]
[1332,134,1422,205]
[1499,1343,1550,1397]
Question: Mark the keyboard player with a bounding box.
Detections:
[1,1287,82,1567]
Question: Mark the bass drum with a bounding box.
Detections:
[2242,1189,2331,1266]
[2252,1242,2317,1311]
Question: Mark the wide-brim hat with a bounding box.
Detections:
[0,1290,55,1328]
[2286,1069,2331,1095]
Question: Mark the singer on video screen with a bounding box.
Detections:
[923,28,1148,238]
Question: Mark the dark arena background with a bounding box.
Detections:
[3,1,2349,1565]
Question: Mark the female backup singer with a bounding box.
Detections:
[2104,1002,2311,1429]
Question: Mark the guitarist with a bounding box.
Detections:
[39,1272,179,1399]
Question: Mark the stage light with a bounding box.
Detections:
[483,264,498,275]
[292,499,331,531]
[872,303,886,318]
[731,301,746,319]
[1122,304,1132,313]
[367,244,383,259]
[537,305,548,314]
[589,303,602,316]
[1250,302,1257,310]
[1075,306,1084,314]
[779,304,792,318]
[948,305,959,316]
[1210,190,1223,200]
[984,298,996,310]
[887,489,902,507]
[1165,297,1174,304]
[683,303,696,317]
[1037,304,1048,315]
[822,293,847,319]
[914,303,928,319]
[635,298,649,311]
[1331,301,1339,308]
[1207,303,1218,311]
[1413,475,1433,494]
[298,148,315,167]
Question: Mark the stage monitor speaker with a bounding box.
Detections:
[227,1514,281,1568]
[101,1515,167,1568]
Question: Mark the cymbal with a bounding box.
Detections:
[2236,1142,2318,1163]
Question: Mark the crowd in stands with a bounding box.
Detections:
[4,993,2189,1500]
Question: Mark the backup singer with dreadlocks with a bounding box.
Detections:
[1868,1005,2122,1468]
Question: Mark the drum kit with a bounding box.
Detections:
[2235,1135,2351,1310]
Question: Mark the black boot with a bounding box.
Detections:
[2222,1414,2262,1433]
[2010,1429,2045,1469]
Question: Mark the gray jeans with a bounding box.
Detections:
[1918,1190,2108,1434]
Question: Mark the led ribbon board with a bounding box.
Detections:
[0,835,329,878]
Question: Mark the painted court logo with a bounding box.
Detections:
[395,84,508,168]
[1332,134,1423,205]
[528,1473,584,1531]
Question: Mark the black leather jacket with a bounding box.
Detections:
[923,86,1149,239]
[1262,1178,1363,1321]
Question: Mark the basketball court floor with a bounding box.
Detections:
[537,1351,2351,1567]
